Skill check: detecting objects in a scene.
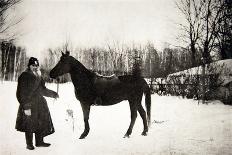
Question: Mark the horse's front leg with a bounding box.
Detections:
[79,103,91,139]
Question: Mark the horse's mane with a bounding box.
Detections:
[70,56,95,78]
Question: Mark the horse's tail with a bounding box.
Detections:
[143,80,151,127]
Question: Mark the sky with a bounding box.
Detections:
[13,0,184,59]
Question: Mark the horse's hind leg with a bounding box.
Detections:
[124,100,138,138]
[79,103,91,139]
[138,104,148,136]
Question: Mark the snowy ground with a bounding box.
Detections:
[0,81,232,155]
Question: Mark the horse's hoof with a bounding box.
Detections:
[79,135,86,139]
[123,134,130,138]
[141,131,147,136]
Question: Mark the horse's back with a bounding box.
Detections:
[118,75,148,86]
[94,75,141,92]
[94,74,120,94]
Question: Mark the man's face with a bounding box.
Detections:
[30,64,39,72]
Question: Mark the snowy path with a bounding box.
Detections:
[0,82,232,155]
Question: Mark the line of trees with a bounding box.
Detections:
[39,42,206,82]
[0,41,27,81]
[1,41,200,82]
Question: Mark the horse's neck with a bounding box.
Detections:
[69,63,94,89]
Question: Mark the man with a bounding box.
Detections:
[15,57,59,150]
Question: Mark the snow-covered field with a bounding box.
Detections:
[0,81,232,155]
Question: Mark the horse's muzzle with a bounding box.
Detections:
[49,70,56,79]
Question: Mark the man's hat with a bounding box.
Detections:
[28,57,39,67]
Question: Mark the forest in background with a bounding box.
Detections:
[0,41,212,82]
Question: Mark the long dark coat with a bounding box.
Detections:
[15,68,57,137]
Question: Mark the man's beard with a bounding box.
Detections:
[32,68,41,77]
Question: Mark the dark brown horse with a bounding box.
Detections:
[50,52,151,139]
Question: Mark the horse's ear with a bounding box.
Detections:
[66,51,70,56]
[62,51,65,56]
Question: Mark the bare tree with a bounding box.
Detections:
[199,0,227,103]
[1,0,22,81]
[1,41,10,80]
[0,0,22,40]
[216,0,232,59]
[177,0,228,103]
[176,0,228,63]
[176,0,203,67]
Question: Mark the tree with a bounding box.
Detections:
[199,0,227,103]
[131,49,142,78]
[1,0,22,81]
[159,47,175,77]
[177,0,228,103]
[216,0,232,59]
[176,0,228,64]
[144,43,160,78]
[0,0,22,40]
[1,41,26,81]
[176,0,203,67]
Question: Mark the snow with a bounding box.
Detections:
[169,59,232,76]
[0,81,232,155]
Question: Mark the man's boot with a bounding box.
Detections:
[25,132,35,150]
[35,134,51,147]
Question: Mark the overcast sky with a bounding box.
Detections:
[14,0,184,59]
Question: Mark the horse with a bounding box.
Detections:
[49,52,151,139]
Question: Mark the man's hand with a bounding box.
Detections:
[54,92,59,99]
[24,109,31,116]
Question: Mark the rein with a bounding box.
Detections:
[56,77,59,95]
[53,78,59,104]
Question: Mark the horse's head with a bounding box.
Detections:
[50,51,72,79]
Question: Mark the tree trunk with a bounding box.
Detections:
[202,63,206,104]
[190,43,196,67]
[13,49,17,81]
[14,50,21,81]
[3,48,9,81]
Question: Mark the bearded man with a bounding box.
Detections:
[15,57,59,150]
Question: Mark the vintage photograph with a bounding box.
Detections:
[0,0,232,154]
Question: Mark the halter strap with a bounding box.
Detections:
[56,78,60,94]
[53,78,59,105]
